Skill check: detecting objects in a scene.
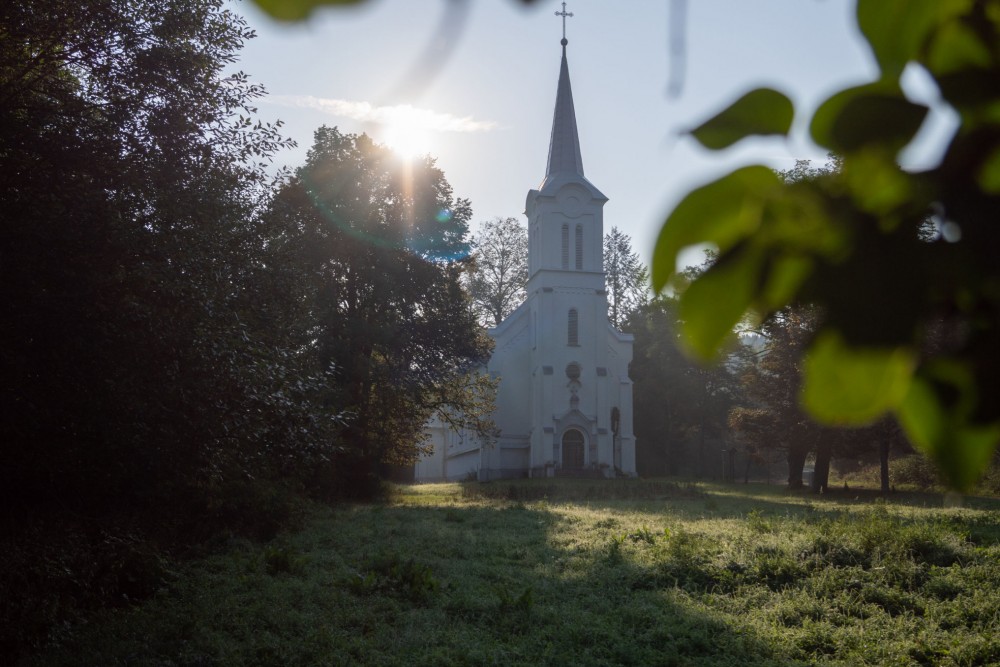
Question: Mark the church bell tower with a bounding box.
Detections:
[482,4,636,479]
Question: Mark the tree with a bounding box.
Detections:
[0,2,341,654]
[467,216,528,327]
[268,127,493,492]
[653,0,1000,490]
[731,308,822,488]
[0,0,317,520]
[604,226,648,329]
[627,295,742,477]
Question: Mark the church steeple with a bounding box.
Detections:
[526,1,605,280]
[544,41,584,178]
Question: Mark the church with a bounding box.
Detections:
[415,20,636,481]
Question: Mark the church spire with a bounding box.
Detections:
[545,4,584,178]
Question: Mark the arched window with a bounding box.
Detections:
[561,224,569,269]
[568,308,579,346]
[575,224,583,269]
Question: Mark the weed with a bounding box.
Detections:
[349,552,439,604]
[752,546,805,590]
[262,544,305,576]
[495,585,533,614]
[746,509,774,534]
[442,508,465,523]
[491,585,534,635]
[628,525,659,545]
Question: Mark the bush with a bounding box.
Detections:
[891,455,940,491]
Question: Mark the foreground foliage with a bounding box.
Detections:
[31,481,1000,666]
[652,0,1000,490]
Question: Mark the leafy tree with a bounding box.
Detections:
[603,226,648,329]
[467,216,528,327]
[0,0,316,520]
[627,295,742,477]
[731,308,821,488]
[0,1,344,655]
[653,0,1000,491]
[268,127,493,492]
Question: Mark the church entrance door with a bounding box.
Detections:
[562,429,585,469]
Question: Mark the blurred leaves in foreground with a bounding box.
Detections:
[653,0,1000,491]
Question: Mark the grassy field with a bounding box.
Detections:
[31,480,1000,666]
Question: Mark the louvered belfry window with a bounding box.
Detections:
[575,224,583,269]
[568,309,579,346]
[561,224,569,269]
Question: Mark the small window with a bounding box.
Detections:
[575,224,583,269]
[568,309,579,346]
[561,224,569,269]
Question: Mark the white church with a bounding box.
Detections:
[415,23,636,481]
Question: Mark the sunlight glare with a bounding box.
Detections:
[381,106,432,159]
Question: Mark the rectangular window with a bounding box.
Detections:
[568,308,579,346]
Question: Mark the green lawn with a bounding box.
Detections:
[33,480,1000,666]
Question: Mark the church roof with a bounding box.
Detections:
[544,42,584,179]
[538,39,606,200]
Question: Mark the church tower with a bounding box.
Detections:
[413,6,636,482]
[481,12,636,479]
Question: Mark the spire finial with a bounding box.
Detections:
[555,2,573,45]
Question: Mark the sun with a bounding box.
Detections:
[381,107,432,159]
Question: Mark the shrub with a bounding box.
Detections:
[349,553,439,604]
[891,454,940,491]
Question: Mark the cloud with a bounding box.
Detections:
[268,95,498,133]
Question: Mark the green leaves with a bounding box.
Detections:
[677,250,758,360]
[690,88,794,150]
[801,332,915,425]
[652,166,780,293]
[856,0,971,77]
[811,84,928,154]
[251,0,364,21]
[898,368,1000,491]
[653,166,847,362]
[653,0,1000,491]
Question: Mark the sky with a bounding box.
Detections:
[230,0,956,266]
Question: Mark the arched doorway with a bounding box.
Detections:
[562,429,585,470]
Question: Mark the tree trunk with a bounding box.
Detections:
[812,436,832,493]
[879,437,890,495]
[787,442,808,489]
[698,408,707,478]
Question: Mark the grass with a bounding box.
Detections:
[28,480,1000,666]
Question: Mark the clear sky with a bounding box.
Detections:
[230,0,954,265]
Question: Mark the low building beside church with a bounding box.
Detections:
[415,29,636,482]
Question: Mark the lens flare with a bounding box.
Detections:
[381,108,432,159]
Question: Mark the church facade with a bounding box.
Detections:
[414,33,636,482]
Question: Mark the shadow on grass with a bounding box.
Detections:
[30,481,1000,666]
[32,501,798,667]
[326,502,801,666]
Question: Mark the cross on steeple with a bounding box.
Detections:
[555,2,573,44]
